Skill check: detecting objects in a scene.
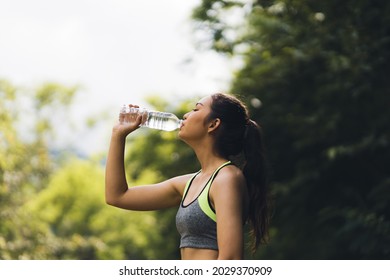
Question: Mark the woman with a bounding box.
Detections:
[105,93,270,259]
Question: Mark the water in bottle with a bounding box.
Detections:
[120,105,182,131]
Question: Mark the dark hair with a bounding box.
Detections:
[207,92,270,253]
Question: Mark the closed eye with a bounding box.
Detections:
[192,102,203,112]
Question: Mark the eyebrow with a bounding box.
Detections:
[196,102,204,106]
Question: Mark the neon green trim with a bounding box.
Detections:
[182,171,200,202]
[199,161,231,222]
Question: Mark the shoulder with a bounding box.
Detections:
[169,172,198,196]
[211,164,247,197]
[210,164,249,215]
[215,164,246,187]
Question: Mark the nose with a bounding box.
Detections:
[183,112,189,120]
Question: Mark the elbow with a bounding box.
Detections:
[105,193,119,207]
[105,196,115,206]
[105,181,130,208]
[105,183,123,207]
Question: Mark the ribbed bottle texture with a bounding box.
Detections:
[120,105,182,131]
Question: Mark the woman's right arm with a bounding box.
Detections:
[105,107,187,211]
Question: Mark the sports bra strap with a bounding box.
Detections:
[182,170,201,199]
[198,161,231,222]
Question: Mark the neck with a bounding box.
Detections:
[191,141,227,174]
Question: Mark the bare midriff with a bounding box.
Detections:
[180,247,218,260]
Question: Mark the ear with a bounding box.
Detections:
[208,118,221,133]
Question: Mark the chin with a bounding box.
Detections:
[178,130,184,140]
[177,131,190,145]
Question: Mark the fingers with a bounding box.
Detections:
[113,104,145,138]
[124,108,137,123]
[135,114,143,126]
[118,104,144,126]
[119,112,125,124]
[127,104,139,109]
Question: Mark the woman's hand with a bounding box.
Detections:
[113,104,143,138]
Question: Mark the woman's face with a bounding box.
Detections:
[178,95,213,141]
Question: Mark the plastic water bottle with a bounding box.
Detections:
[120,105,182,131]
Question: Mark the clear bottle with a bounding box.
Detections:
[120,105,182,131]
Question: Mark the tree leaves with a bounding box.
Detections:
[192,0,390,259]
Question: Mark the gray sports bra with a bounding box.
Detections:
[175,161,231,250]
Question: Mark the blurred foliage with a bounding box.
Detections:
[0,81,192,260]
[2,0,389,260]
[0,80,77,258]
[192,0,390,259]
[23,159,163,259]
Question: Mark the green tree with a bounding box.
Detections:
[192,0,390,259]
[0,79,79,258]
[23,159,165,259]
[2,79,179,260]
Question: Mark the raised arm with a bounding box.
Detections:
[105,105,187,211]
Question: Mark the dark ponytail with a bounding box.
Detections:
[208,93,270,254]
[243,120,270,253]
